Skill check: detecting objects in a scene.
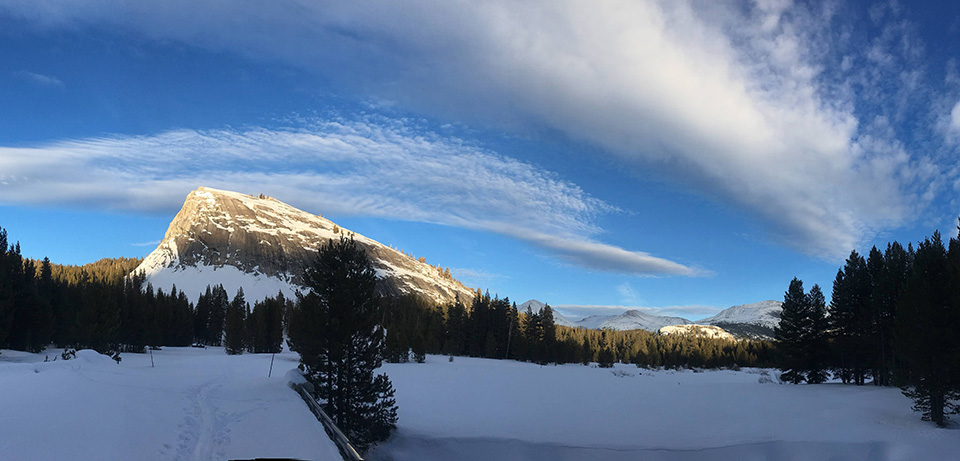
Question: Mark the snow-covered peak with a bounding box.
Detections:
[698,300,782,329]
[134,186,475,304]
[518,299,546,313]
[518,299,577,327]
[577,310,692,332]
[659,324,734,340]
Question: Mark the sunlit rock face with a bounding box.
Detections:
[134,186,475,304]
[658,324,735,340]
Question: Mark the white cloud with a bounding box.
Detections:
[449,268,507,289]
[951,101,960,134]
[0,0,942,259]
[0,118,698,276]
[13,71,65,90]
[616,282,643,306]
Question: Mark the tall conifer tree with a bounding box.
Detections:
[289,236,397,452]
[896,232,960,426]
[776,278,810,384]
[806,284,829,384]
[224,288,247,355]
[830,251,871,384]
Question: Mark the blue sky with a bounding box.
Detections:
[2,1,960,320]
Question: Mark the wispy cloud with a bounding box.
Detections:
[449,268,507,288]
[131,240,161,247]
[616,282,642,306]
[1,0,948,259]
[0,117,699,276]
[14,71,65,90]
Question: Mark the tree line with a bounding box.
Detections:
[2,225,781,452]
[372,288,775,369]
[2,223,774,370]
[0,226,286,356]
[777,225,960,426]
[281,236,771,452]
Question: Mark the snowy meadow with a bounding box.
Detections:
[373,356,960,461]
[3,347,956,461]
[0,347,340,461]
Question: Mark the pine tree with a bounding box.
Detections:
[224,288,247,355]
[775,277,810,384]
[194,285,213,345]
[0,228,17,350]
[288,236,397,452]
[208,285,228,346]
[467,291,491,357]
[830,251,871,385]
[75,272,121,354]
[879,242,910,384]
[896,232,960,426]
[805,284,829,384]
[523,306,543,363]
[263,293,284,353]
[541,305,557,364]
[597,330,615,368]
[442,296,467,355]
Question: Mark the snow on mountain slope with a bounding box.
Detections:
[659,324,734,340]
[578,310,692,331]
[517,300,577,327]
[537,300,780,336]
[518,300,690,331]
[697,300,782,339]
[142,264,300,307]
[698,300,782,328]
[134,186,475,304]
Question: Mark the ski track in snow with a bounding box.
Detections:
[0,347,342,461]
[167,379,231,461]
[5,348,959,460]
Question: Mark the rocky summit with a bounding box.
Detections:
[133,186,476,304]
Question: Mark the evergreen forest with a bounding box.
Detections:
[0,224,773,370]
[777,225,960,426]
[7,219,959,427]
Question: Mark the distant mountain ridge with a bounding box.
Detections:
[578,310,692,332]
[523,299,782,339]
[134,186,476,304]
[517,300,577,327]
[697,300,782,339]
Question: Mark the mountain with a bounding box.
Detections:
[697,300,782,339]
[658,324,734,340]
[517,300,577,327]
[531,300,782,338]
[521,301,691,331]
[578,310,692,331]
[134,187,476,304]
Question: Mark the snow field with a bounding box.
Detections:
[0,347,341,461]
[370,355,960,461]
[4,347,958,461]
